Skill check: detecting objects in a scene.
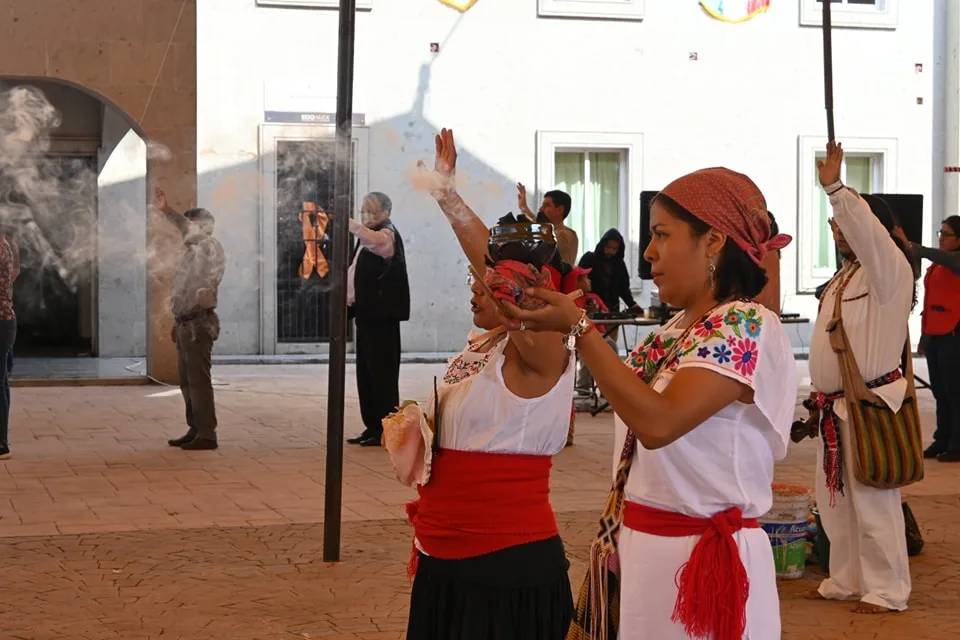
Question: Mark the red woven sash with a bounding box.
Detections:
[405,448,558,578]
[623,501,759,640]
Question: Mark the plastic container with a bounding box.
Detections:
[760,484,811,580]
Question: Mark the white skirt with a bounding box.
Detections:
[618,527,782,640]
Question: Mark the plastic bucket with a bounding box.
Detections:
[760,484,810,580]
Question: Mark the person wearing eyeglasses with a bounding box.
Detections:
[896,216,960,462]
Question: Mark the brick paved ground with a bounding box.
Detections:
[0,363,958,639]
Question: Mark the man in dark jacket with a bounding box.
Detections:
[578,228,642,320]
[344,192,410,447]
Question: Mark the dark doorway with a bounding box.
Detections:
[275,139,356,344]
[12,155,97,357]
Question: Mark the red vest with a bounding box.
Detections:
[922,264,960,335]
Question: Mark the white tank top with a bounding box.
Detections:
[431,334,576,456]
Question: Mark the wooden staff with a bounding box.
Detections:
[822,0,835,142]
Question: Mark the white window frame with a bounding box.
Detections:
[799,0,898,30]
[536,131,644,288]
[256,0,373,10]
[538,0,644,21]
[796,134,898,292]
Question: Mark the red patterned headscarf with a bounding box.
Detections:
[658,167,791,265]
[483,260,554,311]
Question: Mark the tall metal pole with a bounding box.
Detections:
[822,0,835,142]
[323,0,357,563]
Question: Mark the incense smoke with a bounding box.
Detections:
[0,84,166,345]
[0,86,89,292]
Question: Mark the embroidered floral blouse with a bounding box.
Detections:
[0,236,20,321]
[614,300,798,519]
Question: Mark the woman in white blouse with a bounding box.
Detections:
[507,167,797,640]
[399,128,576,640]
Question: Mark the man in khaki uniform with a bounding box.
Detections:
[156,188,226,451]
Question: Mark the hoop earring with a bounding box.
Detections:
[708,262,716,289]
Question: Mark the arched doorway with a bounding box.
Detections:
[0,78,148,374]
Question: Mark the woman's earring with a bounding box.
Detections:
[708,262,716,289]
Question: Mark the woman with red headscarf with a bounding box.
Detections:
[506,168,796,640]
[391,129,575,640]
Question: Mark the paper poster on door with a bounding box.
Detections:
[700,0,770,23]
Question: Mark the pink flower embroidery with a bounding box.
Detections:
[732,338,759,377]
[647,337,666,362]
[695,314,724,338]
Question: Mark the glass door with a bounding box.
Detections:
[259,125,369,354]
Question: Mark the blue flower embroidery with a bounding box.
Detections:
[744,318,761,338]
[697,346,710,358]
[713,344,732,364]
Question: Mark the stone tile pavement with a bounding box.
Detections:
[0,362,958,639]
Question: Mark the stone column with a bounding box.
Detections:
[941,0,960,222]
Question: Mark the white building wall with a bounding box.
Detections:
[197,0,936,354]
[97,107,148,357]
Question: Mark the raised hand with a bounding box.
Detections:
[154,187,168,211]
[415,127,458,200]
[817,141,843,187]
[517,183,534,217]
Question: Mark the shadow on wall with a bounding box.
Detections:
[0,60,525,358]
[200,59,525,356]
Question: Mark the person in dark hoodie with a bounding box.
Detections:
[578,229,642,327]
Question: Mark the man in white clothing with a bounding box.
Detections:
[807,142,917,614]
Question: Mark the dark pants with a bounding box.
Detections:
[927,331,960,452]
[0,320,15,447]
[176,311,220,441]
[355,318,401,437]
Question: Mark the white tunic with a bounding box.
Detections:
[808,183,913,418]
[614,301,797,640]
[808,183,914,612]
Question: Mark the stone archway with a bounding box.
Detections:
[0,0,198,383]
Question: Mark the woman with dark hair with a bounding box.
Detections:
[393,128,575,640]
[897,215,960,462]
[577,229,642,317]
[505,168,796,640]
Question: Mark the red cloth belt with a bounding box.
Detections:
[405,448,558,578]
[624,501,759,640]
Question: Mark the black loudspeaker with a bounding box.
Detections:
[639,190,659,279]
[869,194,923,244]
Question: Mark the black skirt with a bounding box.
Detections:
[406,535,574,640]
